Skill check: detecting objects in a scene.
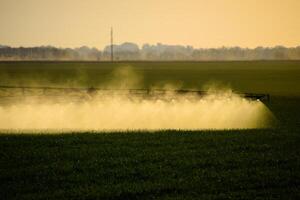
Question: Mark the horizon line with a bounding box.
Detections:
[1,43,300,51]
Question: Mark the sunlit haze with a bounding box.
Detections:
[0,0,299,49]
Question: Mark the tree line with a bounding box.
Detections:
[1,43,300,61]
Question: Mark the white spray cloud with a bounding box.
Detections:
[0,66,275,131]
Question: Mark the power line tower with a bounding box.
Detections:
[110,27,114,62]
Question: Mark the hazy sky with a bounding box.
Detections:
[0,0,299,49]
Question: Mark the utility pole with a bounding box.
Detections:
[30,47,33,60]
[111,27,114,62]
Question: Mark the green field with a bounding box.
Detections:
[0,61,300,96]
[1,61,300,199]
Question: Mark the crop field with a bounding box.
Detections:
[0,61,300,199]
[0,61,300,95]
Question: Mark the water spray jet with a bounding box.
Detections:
[0,85,274,131]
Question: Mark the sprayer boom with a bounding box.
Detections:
[0,85,270,102]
